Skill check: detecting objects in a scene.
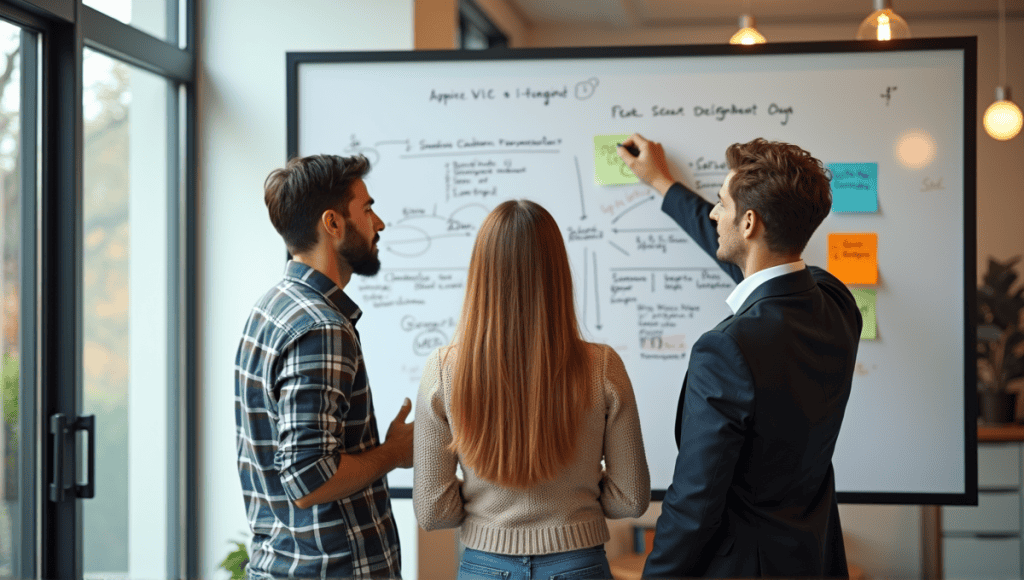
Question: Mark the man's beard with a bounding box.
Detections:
[340,221,381,276]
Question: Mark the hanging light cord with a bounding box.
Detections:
[999,0,1007,88]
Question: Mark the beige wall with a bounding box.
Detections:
[415,0,458,49]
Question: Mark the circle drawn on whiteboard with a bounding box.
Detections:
[382,223,432,257]
[575,78,599,100]
[894,129,936,169]
[448,203,488,221]
[413,329,449,356]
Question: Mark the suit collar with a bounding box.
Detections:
[726,260,805,314]
[734,267,816,316]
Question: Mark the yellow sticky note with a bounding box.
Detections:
[827,233,878,284]
[594,134,638,185]
[851,288,877,340]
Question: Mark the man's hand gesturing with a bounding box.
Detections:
[386,398,415,469]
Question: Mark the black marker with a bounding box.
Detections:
[617,142,640,156]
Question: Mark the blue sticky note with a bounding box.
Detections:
[829,162,878,213]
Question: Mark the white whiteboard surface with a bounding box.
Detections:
[288,40,976,503]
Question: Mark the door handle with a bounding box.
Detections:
[49,413,96,502]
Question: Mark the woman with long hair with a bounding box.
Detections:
[413,200,650,579]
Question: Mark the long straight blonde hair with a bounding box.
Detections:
[448,200,592,488]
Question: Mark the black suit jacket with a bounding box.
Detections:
[643,184,862,579]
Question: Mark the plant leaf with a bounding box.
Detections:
[984,256,1022,295]
[218,541,249,580]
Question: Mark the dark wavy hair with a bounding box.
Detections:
[726,138,832,255]
[263,154,370,254]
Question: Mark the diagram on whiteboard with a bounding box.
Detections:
[340,127,737,367]
[293,47,970,498]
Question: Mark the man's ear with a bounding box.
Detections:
[320,209,345,240]
[741,209,759,240]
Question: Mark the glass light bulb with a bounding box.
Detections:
[730,28,766,45]
[877,14,891,41]
[984,99,1024,141]
[857,9,911,41]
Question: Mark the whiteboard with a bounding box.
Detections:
[287,39,977,504]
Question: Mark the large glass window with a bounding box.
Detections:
[81,47,170,579]
[0,0,192,577]
[0,18,21,578]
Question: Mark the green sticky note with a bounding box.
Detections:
[851,288,877,340]
[594,134,638,185]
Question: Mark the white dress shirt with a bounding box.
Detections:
[725,260,806,314]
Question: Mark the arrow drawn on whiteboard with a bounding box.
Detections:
[574,155,586,220]
[608,240,629,256]
[397,214,447,224]
[593,251,602,330]
[611,195,655,224]
[611,227,676,234]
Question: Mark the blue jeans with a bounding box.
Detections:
[457,546,612,580]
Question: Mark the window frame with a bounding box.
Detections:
[0,0,196,578]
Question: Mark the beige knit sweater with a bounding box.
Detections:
[412,342,650,555]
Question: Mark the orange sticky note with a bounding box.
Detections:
[827,233,878,284]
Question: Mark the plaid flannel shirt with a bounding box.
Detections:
[235,260,400,579]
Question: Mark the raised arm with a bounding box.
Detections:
[618,133,743,284]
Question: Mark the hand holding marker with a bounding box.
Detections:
[617,142,640,156]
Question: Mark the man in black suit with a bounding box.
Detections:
[618,134,862,579]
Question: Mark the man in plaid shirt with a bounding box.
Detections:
[235,154,413,579]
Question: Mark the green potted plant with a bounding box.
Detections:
[977,256,1024,424]
[218,539,248,580]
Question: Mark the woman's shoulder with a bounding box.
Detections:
[582,342,631,394]
[582,341,623,365]
[419,345,457,392]
[424,343,458,365]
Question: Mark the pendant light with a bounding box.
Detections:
[730,0,766,45]
[857,0,910,41]
[730,15,767,45]
[984,0,1023,141]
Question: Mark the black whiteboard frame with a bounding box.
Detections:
[286,37,978,506]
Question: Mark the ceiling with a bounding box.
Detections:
[502,0,1024,29]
